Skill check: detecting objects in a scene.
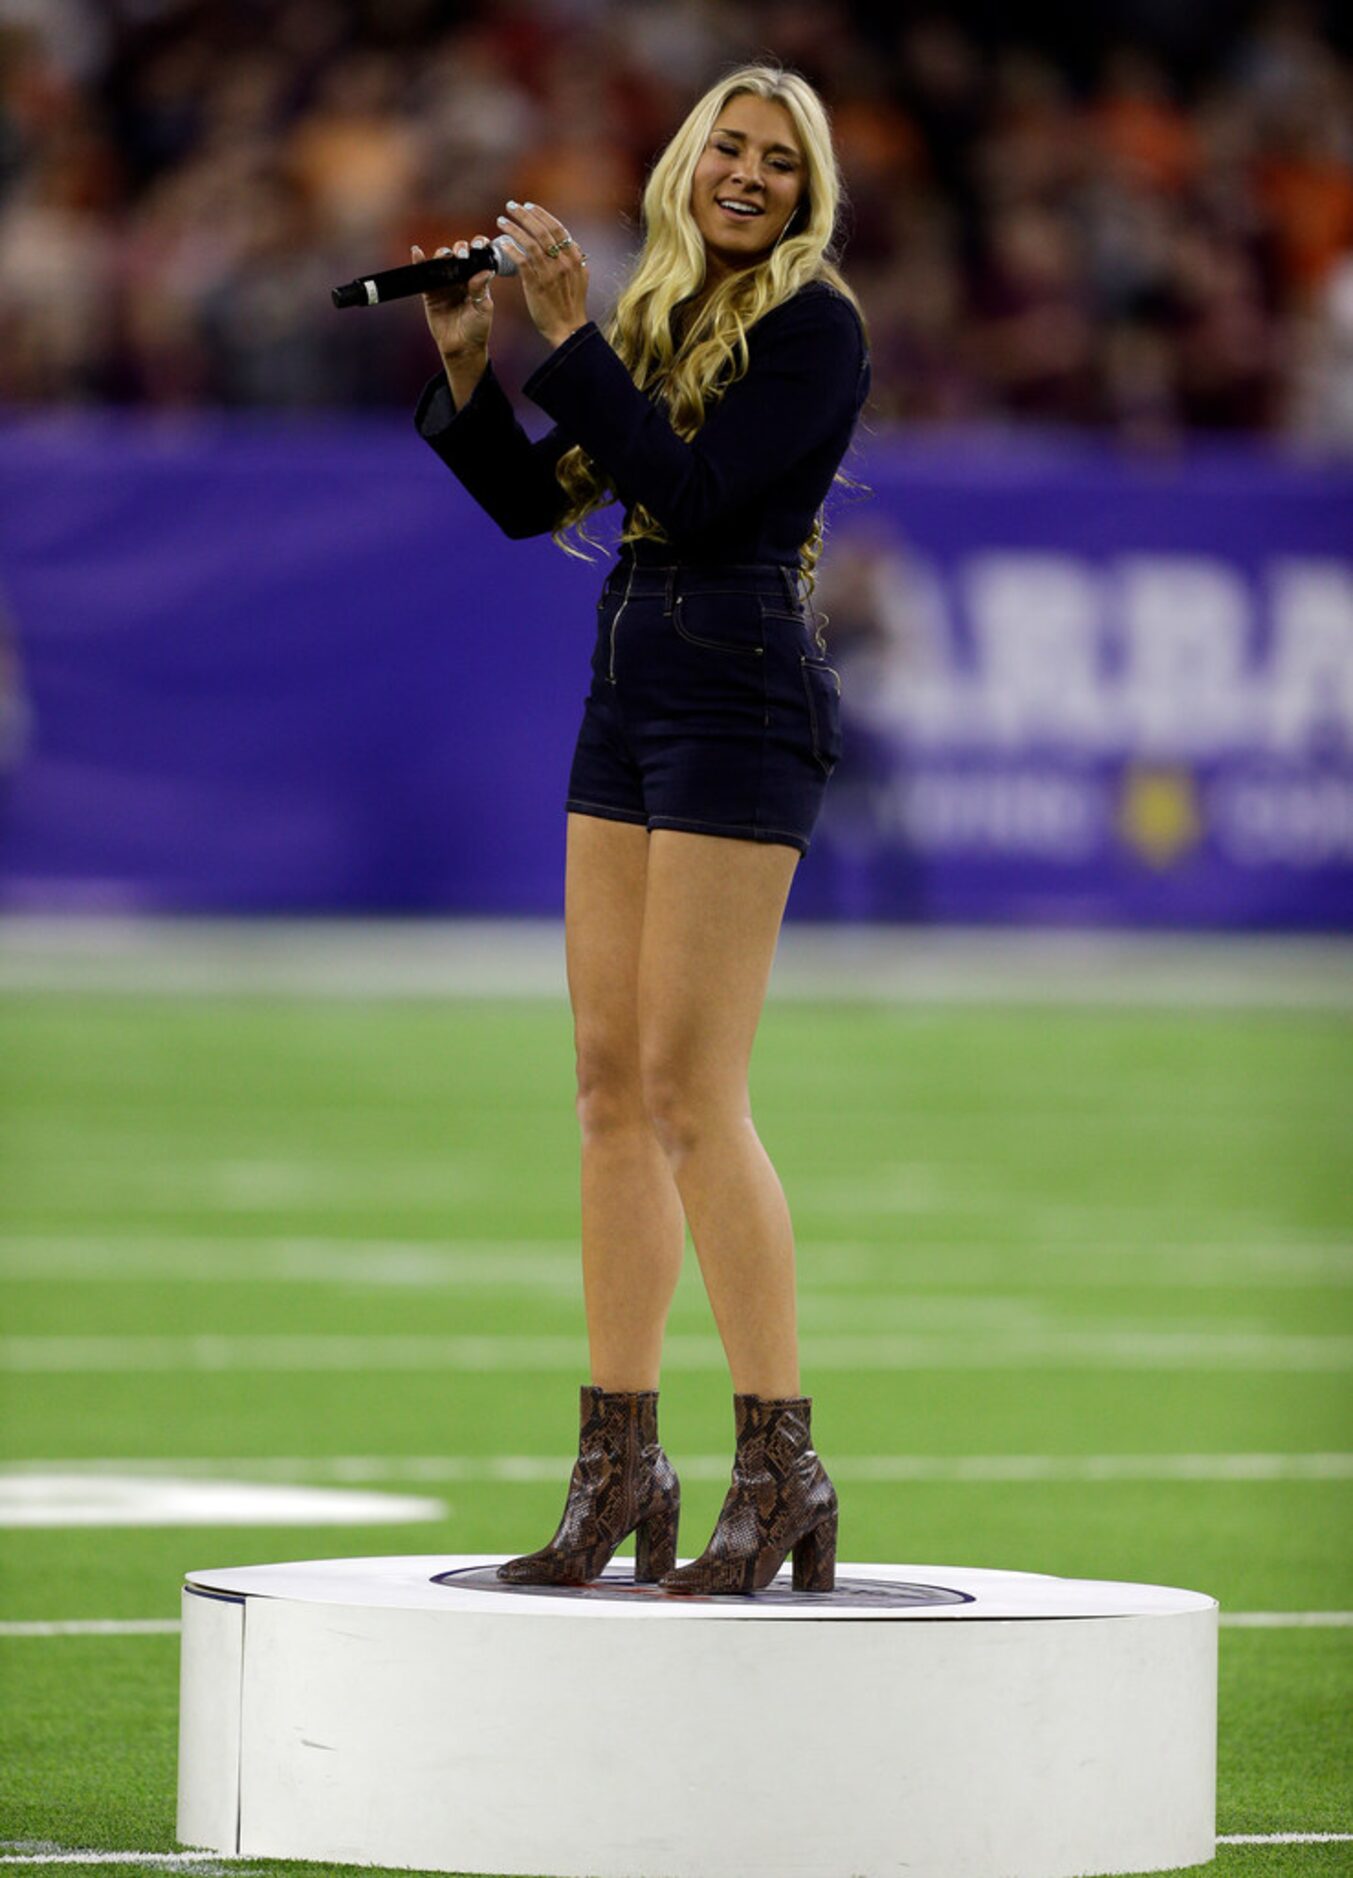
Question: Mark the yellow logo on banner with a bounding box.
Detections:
[1116,765,1203,868]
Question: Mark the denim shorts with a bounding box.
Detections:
[565,551,843,856]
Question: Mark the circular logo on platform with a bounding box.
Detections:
[432,1564,974,1608]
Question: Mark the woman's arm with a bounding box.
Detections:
[520,285,868,542]
[415,360,573,541]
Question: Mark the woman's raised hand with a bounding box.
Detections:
[412,237,494,363]
[494,201,589,350]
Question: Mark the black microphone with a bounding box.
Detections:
[331,237,519,310]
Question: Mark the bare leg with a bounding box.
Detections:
[637,831,801,1399]
[565,812,685,1391]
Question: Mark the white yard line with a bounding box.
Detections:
[5,1453,1352,1484]
[1,1837,1350,1863]
[3,1330,1350,1372]
[1217,1832,1353,1843]
[1221,1613,1353,1627]
[0,1853,262,1870]
[4,1613,1351,1639]
[0,1472,445,1529]
[0,1620,181,1636]
[3,1233,1349,1292]
[0,1236,582,1289]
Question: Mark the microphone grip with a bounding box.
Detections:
[331,238,516,311]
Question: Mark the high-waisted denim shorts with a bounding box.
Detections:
[565,552,843,856]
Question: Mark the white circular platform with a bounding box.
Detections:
[178,1553,1217,1878]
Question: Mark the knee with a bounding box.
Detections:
[641,1058,742,1161]
[574,1033,647,1141]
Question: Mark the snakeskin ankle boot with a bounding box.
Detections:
[659,1392,838,1595]
[496,1384,681,1585]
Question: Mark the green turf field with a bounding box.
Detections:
[2,979,1350,1878]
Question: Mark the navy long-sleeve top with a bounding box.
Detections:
[414,279,870,567]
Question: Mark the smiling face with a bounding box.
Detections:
[690,92,807,282]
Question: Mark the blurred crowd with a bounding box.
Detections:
[2,0,1353,448]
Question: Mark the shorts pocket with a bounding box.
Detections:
[672,590,768,655]
[801,656,843,774]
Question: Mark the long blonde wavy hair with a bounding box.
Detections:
[551,62,868,594]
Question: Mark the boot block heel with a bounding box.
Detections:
[633,1492,680,1583]
[791,1512,837,1592]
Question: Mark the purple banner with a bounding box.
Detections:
[0,411,1349,926]
[811,436,1353,927]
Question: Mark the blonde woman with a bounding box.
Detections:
[414,62,869,1595]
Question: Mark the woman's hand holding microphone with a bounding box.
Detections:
[412,236,495,408]
[414,202,589,406]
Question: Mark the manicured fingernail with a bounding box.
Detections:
[506,199,520,208]
[524,201,535,210]
[496,216,508,225]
